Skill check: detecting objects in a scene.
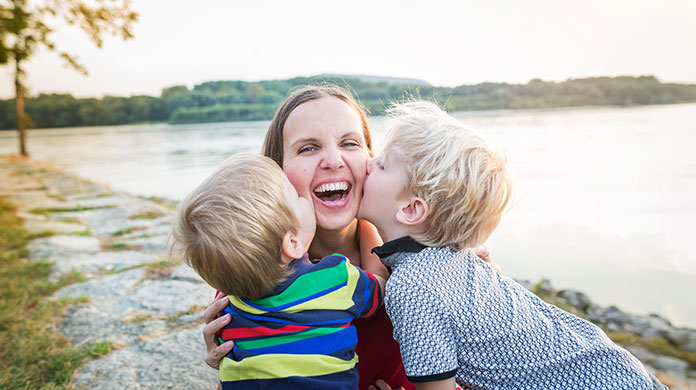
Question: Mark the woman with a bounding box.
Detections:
[202,85,494,390]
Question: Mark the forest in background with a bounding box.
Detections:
[1,74,696,130]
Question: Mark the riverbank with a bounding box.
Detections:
[0,154,694,389]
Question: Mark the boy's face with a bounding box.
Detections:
[283,176,316,252]
[358,149,409,236]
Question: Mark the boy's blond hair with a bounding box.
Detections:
[171,153,298,299]
[383,101,512,251]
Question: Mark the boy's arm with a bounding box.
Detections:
[414,378,457,390]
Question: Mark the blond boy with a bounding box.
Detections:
[357,101,666,390]
[171,153,385,390]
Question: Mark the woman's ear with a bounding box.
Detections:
[395,197,429,226]
[281,231,305,264]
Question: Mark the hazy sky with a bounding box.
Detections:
[1,0,694,98]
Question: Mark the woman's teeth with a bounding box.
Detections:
[314,182,351,202]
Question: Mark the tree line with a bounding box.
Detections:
[1,74,696,130]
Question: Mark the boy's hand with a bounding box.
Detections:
[368,379,406,390]
[471,244,502,274]
[202,294,235,370]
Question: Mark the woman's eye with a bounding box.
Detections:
[342,141,360,148]
[298,146,317,154]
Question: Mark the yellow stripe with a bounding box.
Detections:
[228,262,361,314]
[290,262,360,311]
[219,353,358,381]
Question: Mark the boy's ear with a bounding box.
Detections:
[395,197,429,226]
[281,231,305,265]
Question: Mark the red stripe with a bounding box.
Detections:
[362,271,381,318]
[220,324,310,340]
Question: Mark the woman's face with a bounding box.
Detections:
[282,96,370,231]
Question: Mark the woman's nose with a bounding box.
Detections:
[319,147,345,170]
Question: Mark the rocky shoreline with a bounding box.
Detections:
[1,155,694,389]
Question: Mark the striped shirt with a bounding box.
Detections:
[219,253,382,390]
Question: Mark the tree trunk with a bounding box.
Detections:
[15,57,28,157]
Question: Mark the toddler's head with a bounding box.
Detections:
[171,153,315,299]
[360,101,512,250]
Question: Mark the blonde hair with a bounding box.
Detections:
[262,84,373,166]
[171,153,298,299]
[383,101,512,251]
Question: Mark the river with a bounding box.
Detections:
[2,103,695,327]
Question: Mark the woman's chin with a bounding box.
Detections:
[314,203,360,231]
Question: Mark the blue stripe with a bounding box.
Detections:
[244,326,357,355]
[240,281,348,312]
[356,268,370,316]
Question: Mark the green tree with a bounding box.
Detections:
[0,0,138,156]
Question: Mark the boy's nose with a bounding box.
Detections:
[366,157,375,175]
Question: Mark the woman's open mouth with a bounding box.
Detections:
[313,181,352,204]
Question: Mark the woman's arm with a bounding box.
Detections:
[202,294,235,369]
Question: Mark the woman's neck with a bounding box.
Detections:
[308,218,360,263]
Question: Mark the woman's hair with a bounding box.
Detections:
[383,101,513,251]
[170,153,298,299]
[262,84,373,166]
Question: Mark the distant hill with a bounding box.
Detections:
[2,74,696,129]
[314,73,431,86]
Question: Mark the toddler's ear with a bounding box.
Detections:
[395,197,428,226]
[281,232,305,264]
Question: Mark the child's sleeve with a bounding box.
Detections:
[386,282,458,382]
[345,261,383,319]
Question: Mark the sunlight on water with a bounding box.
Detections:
[1,103,695,327]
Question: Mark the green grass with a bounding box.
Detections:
[0,197,111,389]
[30,205,117,215]
[112,226,147,236]
[128,210,166,220]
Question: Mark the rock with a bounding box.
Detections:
[24,219,87,234]
[49,251,158,280]
[72,326,218,390]
[27,235,100,261]
[170,264,204,284]
[536,278,554,295]
[632,314,673,340]
[120,235,169,252]
[558,289,592,310]
[651,355,689,373]
[665,328,691,346]
[625,346,657,364]
[54,268,146,300]
[603,305,630,327]
[514,279,534,291]
[112,279,215,317]
[58,303,169,346]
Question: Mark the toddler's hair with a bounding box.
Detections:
[171,153,297,299]
[384,101,512,250]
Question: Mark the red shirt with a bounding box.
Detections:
[354,305,415,390]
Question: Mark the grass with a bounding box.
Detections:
[606,330,696,369]
[0,197,111,389]
[128,210,166,220]
[112,226,147,236]
[30,205,117,215]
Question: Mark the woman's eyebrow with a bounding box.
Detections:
[290,137,319,147]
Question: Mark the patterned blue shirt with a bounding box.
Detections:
[374,237,656,390]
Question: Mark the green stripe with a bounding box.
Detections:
[250,260,348,307]
[236,326,343,350]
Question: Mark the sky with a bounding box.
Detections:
[1,0,695,98]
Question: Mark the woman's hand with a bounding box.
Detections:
[202,294,235,370]
[471,244,502,274]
